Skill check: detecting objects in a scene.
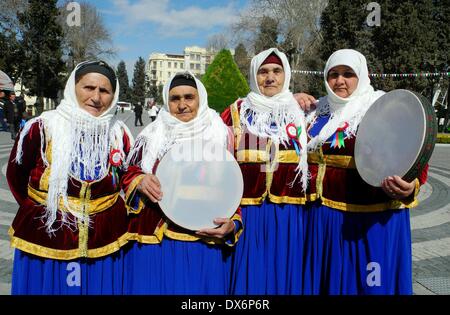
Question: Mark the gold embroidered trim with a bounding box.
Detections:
[28,185,119,215]
[125,174,146,214]
[9,227,131,260]
[230,102,242,150]
[308,152,356,169]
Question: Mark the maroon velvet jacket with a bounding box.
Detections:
[7,121,132,260]
[221,100,308,205]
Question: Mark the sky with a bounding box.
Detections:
[66,0,249,77]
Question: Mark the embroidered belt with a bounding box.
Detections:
[28,185,120,215]
[308,152,356,169]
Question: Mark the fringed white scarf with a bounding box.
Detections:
[241,48,308,192]
[15,61,133,235]
[307,49,385,151]
[128,71,228,174]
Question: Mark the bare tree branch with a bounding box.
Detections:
[58,1,116,70]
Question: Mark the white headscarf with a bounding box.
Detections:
[241,48,308,192]
[15,61,133,234]
[307,49,385,150]
[128,71,228,174]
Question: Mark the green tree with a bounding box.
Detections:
[234,42,250,82]
[254,16,279,53]
[131,57,146,106]
[116,61,131,102]
[319,0,448,102]
[320,0,371,60]
[434,0,450,131]
[201,49,250,113]
[369,0,437,94]
[0,31,25,83]
[18,0,65,109]
[156,84,164,105]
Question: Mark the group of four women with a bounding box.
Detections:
[7,48,427,295]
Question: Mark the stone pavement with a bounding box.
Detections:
[0,113,449,295]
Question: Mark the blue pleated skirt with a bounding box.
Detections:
[123,239,232,295]
[230,201,304,295]
[11,249,124,295]
[302,202,413,295]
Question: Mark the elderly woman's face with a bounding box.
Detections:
[327,65,359,98]
[75,73,114,117]
[168,85,199,122]
[256,63,285,97]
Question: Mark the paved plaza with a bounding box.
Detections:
[0,111,449,295]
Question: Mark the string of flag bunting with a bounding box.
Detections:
[292,70,450,78]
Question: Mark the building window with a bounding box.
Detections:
[168,62,171,68]
[196,64,200,70]
[174,62,177,69]
[190,54,195,60]
[168,72,171,77]
[206,56,211,63]
[190,63,194,70]
[159,61,162,67]
[196,54,201,61]
[153,61,157,68]
[160,71,162,77]
[181,62,184,69]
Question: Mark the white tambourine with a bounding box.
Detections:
[155,138,244,231]
[355,89,437,187]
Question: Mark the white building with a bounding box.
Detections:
[146,46,225,87]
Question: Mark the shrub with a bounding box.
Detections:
[201,49,250,114]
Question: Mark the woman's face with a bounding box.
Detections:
[327,65,359,98]
[75,73,114,117]
[256,63,285,97]
[168,85,199,122]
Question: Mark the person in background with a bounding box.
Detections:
[147,103,158,122]
[3,91,18,139]
[134,101,143,126]
[0,90,11,132]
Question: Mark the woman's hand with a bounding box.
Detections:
[196,218,236,239]
[137,174,163,202]
[293,93,318,112]
[381,175,415,200]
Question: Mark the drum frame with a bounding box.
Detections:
[403,91,437,182]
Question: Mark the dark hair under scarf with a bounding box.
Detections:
[75,60,117,92]
[169,73,197,91]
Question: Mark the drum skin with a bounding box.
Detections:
[355,89,437,187]
[156,139,244,230]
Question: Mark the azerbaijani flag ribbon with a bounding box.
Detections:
[286,123,302,156]
[331,122,349,149]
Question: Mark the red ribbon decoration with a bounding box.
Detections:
[109,149,123,167]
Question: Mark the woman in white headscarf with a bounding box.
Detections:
[221,48,308,294]
[303,49,427,294]
[7,61,133,294]
[121,71,243,294]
